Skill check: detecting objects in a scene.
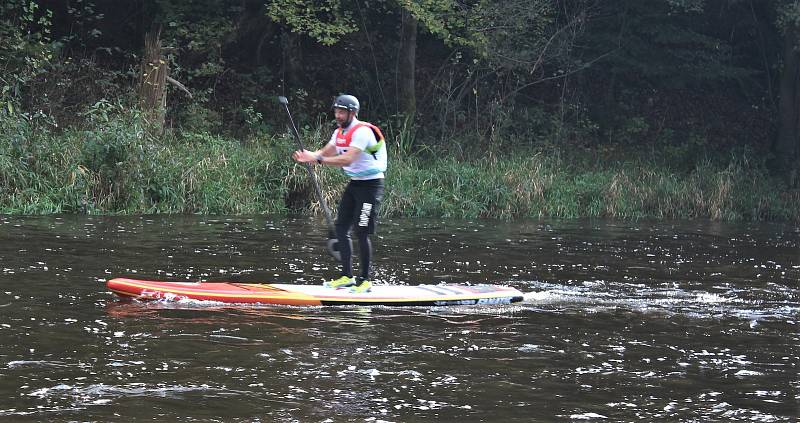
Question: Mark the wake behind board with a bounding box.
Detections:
[107,278,524,307]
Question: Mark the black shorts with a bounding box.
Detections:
[335,178,384,234]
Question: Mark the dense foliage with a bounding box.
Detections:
[1,0,799,220]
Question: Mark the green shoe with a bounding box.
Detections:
[349,279,372,294]
[324,276,356,289]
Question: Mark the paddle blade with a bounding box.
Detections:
[326,238,341,262]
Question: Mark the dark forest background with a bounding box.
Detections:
[2,0,800,219]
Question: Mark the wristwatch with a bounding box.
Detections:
[316,154,323,164]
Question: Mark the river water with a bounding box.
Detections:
[0,215,797,422]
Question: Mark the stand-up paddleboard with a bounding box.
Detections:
[106,278,524,306]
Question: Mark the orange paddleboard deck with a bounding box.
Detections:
[107,278,524,307]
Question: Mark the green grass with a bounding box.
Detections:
[384,152,799,221]
[1,106,798,221]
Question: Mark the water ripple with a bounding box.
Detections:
[0,216,796,421]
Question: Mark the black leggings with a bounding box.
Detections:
[334,179,383,280]
[336,223,371,280]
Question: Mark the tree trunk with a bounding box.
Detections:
[281,31,303,89]
[139,28,167,134]
[776,23,800,185]
[398,9,417,123]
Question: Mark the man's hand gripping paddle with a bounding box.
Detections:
[278,96,341,261]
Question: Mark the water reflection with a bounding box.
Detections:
[0,216,797,421]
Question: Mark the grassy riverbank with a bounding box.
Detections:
[1,107,798,221]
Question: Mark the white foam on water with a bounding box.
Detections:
[513,278,800,324]
[569,412,608,419]
[7,360,66,369]
[694,292,730,304]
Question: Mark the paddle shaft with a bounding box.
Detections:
[279,99,336,233]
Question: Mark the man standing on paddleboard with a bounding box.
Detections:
[292,94,387,293]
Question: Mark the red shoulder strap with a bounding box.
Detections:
[337,122,384,147]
